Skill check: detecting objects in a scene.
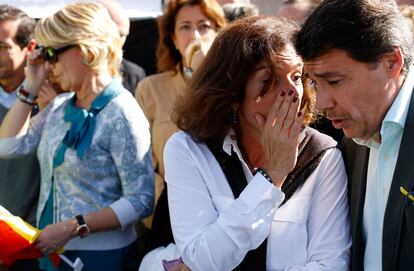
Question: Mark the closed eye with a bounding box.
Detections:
[328,80,341,86]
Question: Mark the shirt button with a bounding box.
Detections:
[383,154,389,160]
[382,187,387,195]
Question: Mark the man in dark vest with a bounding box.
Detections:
[295,0,414,270]
[0,4,40,271]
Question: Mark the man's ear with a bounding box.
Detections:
[384,47,404,79]
[26,39,36,52]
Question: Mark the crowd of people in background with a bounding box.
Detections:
[0,0,414,271]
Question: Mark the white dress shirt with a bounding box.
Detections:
[164,131,351,271]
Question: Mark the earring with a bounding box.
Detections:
[233,106,238,124]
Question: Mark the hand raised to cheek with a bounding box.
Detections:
[254,89,304,187]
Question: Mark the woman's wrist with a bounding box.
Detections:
[17,86,37,106]
[23,80,41,96]
[261,166,287,188]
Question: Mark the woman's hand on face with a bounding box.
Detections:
[24,49,48,96]
[37,80,58,111]
[255,89,304,188]
[34,220,77,255]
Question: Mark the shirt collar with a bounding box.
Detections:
[0,81,24,109]
[382,66,414,128]
[353,67,414,149]
[223,129,237,156]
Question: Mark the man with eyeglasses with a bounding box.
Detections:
[0,5,40,271]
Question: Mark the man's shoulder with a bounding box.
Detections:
[121,58,146,79]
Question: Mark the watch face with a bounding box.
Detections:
[77,224,90,237]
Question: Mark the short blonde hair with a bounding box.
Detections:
[35,2,122,78]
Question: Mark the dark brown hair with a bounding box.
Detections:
[156,0,226,73]
[173,16,316,142]
[295,0,414,74]
[0,5,35,49]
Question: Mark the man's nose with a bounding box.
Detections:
[315,87,335,111]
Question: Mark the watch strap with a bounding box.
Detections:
[75,214,90,238]
[17,86,37,106]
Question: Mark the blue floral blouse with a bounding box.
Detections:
[4,80,154,250]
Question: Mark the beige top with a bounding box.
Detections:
[135,69,186,201]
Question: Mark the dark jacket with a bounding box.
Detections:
[341,88,414,271]
[120,58,146,96]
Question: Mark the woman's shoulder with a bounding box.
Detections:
[165,131,202,153]
[137,70,176,90]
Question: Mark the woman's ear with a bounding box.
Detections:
[82,49,94,65]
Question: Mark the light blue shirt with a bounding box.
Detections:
[355,68,414,271]
[0,83,21,109]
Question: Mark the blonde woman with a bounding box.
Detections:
[0,2,153,271]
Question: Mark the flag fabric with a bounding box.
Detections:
[0,205,42,265]
[0,205,61,267]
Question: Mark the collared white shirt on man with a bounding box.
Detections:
[355,68,414,271]
[164,130,350,271]
[0,83,22,109]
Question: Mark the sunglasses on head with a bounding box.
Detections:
[41,45,75,64]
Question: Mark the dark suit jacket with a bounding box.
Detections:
[120,58,146,96]
[341,88,414,271]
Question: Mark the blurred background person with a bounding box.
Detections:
[400,4,414,34]
[98,0,146,96]
[222,1,259,22]
[276,0,320,23]
[135,0,226,253]
[164,16,350,270]
[0,5,40,271]
[0,2,153,271]
[397,0,414,5]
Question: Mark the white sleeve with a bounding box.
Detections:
[284,148,351,271]
[164,134,285,271]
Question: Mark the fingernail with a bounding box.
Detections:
[293,96,298,103]
[297,111,302,117]
[280,91,286,97]
[288,89,294,96]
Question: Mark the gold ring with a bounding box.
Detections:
[272,116,277,127]
[283,123,290,129]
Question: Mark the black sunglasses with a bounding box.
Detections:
[41,45,75,64]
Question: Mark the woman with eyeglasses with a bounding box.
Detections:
[0,2,153,271]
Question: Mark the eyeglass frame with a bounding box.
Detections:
[40,45,75,64]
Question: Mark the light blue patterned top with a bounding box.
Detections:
[0,80,154,250]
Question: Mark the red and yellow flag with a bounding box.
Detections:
[0,205,43,265]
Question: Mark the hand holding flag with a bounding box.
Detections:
[0,205,83,270]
